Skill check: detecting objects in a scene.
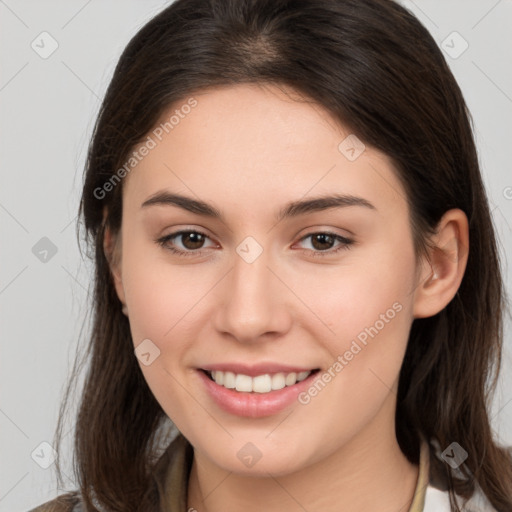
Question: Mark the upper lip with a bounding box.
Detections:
[199,362,318,377]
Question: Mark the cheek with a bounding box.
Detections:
[119,244,203,425]
[293,267,414,456]
[301,244,414,339]
[298,242,416,393]
[120,237,204,345]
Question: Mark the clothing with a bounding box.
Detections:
[29,434,498,511]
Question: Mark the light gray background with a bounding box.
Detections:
[1,1,511,510]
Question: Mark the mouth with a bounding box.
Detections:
[199,368,321,394]
[196,363,323,417]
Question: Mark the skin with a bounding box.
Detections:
[104,83,469,512]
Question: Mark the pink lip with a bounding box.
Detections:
[200,362,315,377]
[197,368,319,418]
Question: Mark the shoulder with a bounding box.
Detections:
[28,492,83,512]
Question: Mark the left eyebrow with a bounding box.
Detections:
[275,194,377,222]
[140,191,377,223]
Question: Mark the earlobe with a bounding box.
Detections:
[413,209,469,319]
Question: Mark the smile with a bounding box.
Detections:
[205,369,313,393]
[197,367,321,418]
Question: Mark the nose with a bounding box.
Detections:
[212,248,293,344]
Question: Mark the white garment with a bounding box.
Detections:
[423,484,497,511]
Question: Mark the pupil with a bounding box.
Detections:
[183,232,204,249]
[312,234,333,251]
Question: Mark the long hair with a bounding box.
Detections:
[53,0,512,510]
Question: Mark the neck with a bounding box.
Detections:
[187,398,419,512]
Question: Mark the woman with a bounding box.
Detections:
[31,0,512,510]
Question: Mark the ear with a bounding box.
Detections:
[102,211,127,311]
[413,208,469,319]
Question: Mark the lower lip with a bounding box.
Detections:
[197,369,319,418]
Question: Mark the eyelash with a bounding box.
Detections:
[155,230,354,258]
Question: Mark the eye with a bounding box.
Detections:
[295,232,354,257]
[156,229,354,258]
[156,230,217,257]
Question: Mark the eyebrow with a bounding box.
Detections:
[141,191,376,222]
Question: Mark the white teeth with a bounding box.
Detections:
[209,370,312,393]
[235,374,253,392]
[223,371,236,389]
[285,372,297,386]
[211,370,223,385]
[252,374,272,393]
[271,373,286,390]
[297,371,310,382]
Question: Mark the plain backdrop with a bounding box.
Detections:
[1,1,511,510]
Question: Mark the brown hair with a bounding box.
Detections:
[53,0,512,510]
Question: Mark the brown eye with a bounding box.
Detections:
[310,233,336,251]
[156,230,216,256]
[180,232,206,250]
[296,232,354,257]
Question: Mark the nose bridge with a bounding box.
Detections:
[213,243,291,342]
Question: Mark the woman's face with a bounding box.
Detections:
[111,83,423,476]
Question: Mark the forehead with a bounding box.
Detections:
[122,83,407,220]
